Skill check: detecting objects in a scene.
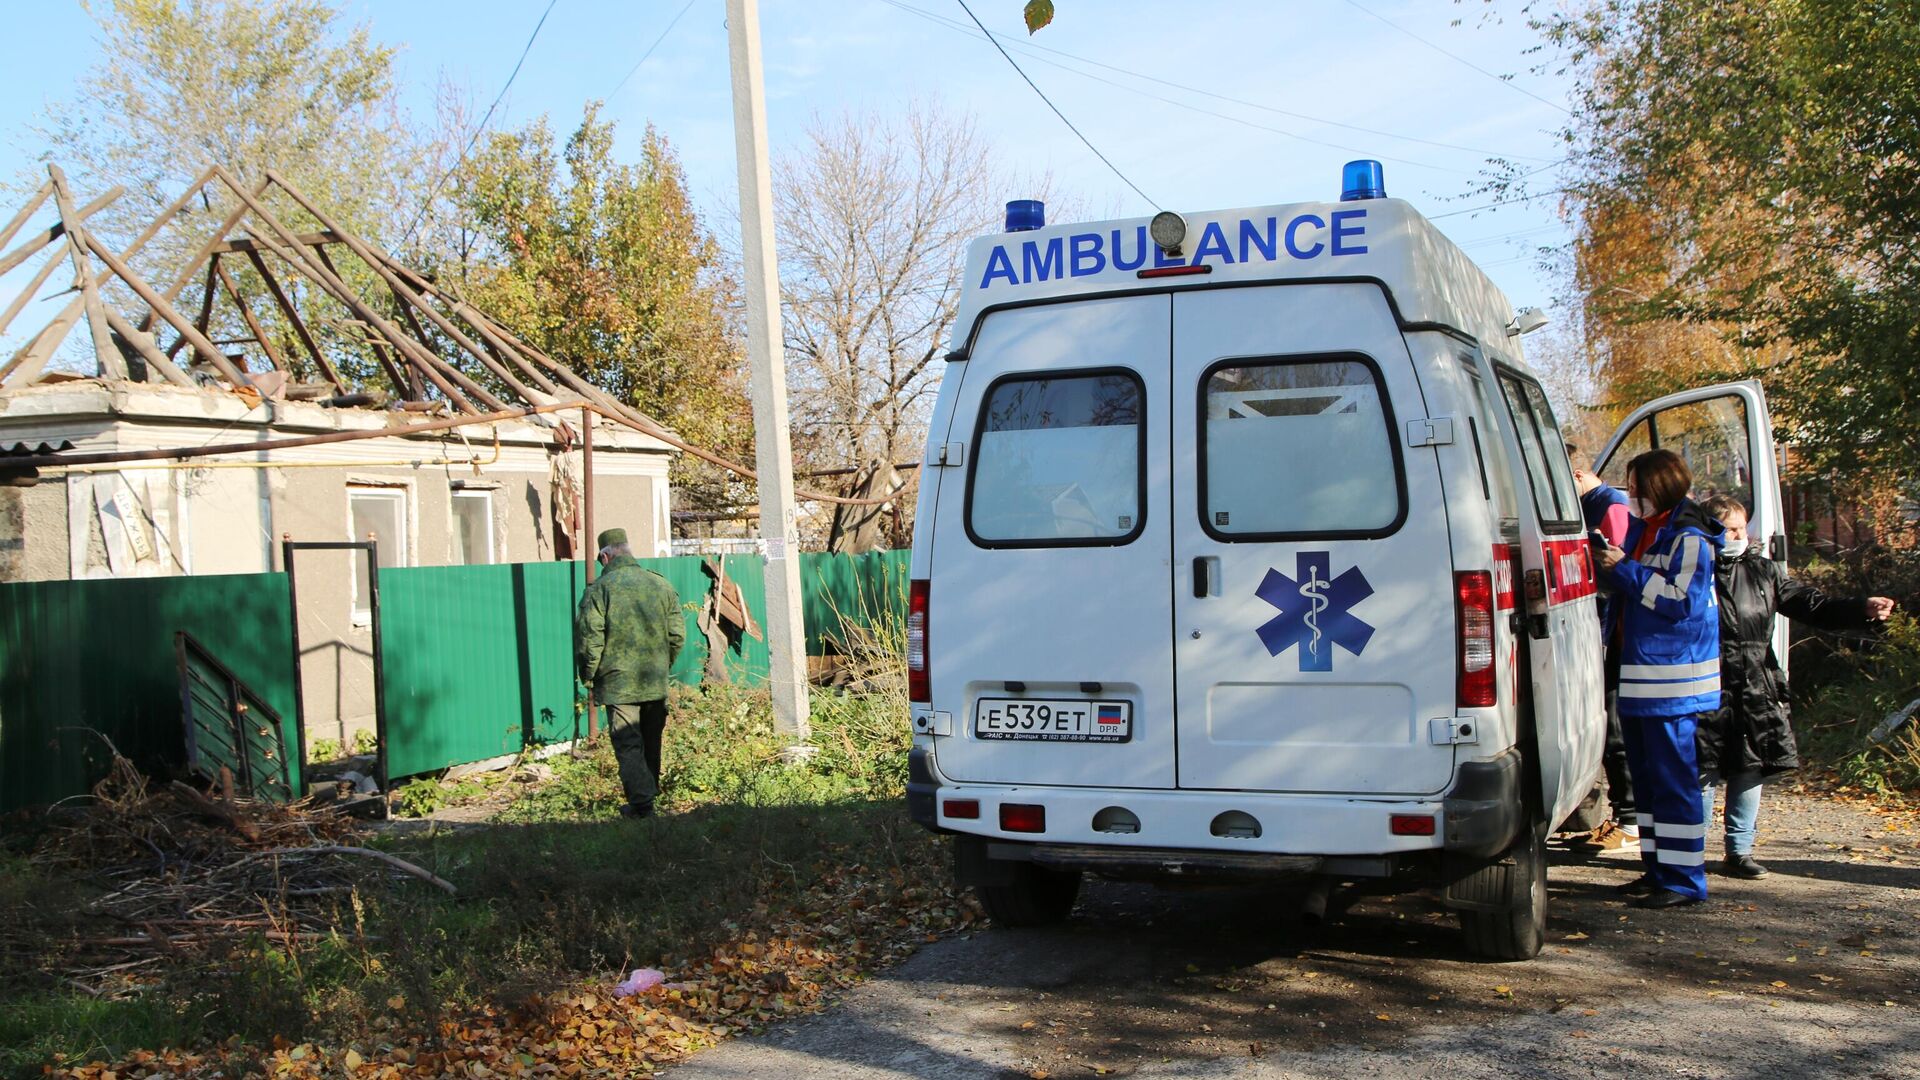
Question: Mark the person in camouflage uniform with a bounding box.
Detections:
[575,528,685,817]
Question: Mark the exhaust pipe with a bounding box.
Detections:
[1300,879,1333,924]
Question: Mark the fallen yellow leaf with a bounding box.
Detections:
[1376,1013,1392,1021]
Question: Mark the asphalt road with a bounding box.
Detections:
[665,789,1920,1079]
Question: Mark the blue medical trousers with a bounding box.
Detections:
[1621,712,1709,899]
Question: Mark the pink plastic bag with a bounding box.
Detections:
[613,968,665,998]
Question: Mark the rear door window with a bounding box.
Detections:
[1198,356,1405,539]
[967,369,1145,546]
[1497,369,1583,532]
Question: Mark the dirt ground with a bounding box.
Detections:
[663,787,1920,1079]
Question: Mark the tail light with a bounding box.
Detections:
[1455,570,1497,708]
[1390,814,1437,836]
[1000,803,1046,833]
[907,579,930,703]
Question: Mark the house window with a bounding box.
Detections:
[452,489,495,565]
[348,487,407,622]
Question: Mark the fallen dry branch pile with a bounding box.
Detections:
[13,753,443,997]
[50,843,979,1078]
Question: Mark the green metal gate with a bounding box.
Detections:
[0,572,298,812]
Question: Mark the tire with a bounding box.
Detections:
[1458,819,1548,961]
[979,862,1082,927]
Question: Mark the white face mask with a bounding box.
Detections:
[1720,537,1749,559]
[1630,497,1655,519]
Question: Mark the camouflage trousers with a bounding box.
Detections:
[606,699,667,813]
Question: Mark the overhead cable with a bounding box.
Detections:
[608,0,701,100]
[1340,0,1570,116]
[951,0,1158,209]
[884,0,1553,164]
[400,0,562,247]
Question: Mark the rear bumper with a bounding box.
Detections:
[1439,748,1525,859]
[910,743,1526,861]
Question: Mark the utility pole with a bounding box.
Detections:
[726,0,811,747]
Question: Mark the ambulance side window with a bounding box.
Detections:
[1458,357,1519,512]
[1497,370,1583,532]
[966,369,1145,546]
[1199,356,1405,539]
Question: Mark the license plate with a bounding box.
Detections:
[974,698,1132,743]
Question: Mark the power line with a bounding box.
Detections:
[950,0,1158,209]
[890,0,1466,176]
[608,0,701,100]
[1428,187,1571,220]
[400,0,561,248]
[883,0,1554,164]
[1341,0,1569,116]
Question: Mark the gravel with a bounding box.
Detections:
[665,788,1920,1079]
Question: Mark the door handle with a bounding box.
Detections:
[1192,556,1219,598]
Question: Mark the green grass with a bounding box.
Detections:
[1,683,932,1078]
[0,992,197,1077]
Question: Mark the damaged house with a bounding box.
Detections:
[0,164,680,753]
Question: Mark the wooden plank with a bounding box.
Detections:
[166,254,223,360]
[70,218,254,387]
[213,259,288,372]
[0,249,64,339]
[15,170,219,373]
[0,182,52,253]
[137,173,265,334]
[208,229,337,255]
[103,303,196,387]
[47,165,125,380]
[0,306,81,387]
[0,184,123,278]
[206,164,484,411]
[311,244,412,393]
[243,248,341,390]
[378,258,565,397]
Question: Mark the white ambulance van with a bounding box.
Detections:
[904,162,1782,960]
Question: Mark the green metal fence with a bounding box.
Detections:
[0,573,298,812]
[2,552,911,807]
[377,550,909,781]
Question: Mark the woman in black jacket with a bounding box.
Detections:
[1699,495,1895,878]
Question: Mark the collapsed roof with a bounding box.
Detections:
[0,163,670,437]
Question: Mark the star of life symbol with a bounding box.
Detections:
[1255,552,1376,672]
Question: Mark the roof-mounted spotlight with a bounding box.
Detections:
[1505,307,1550,337]
[1149,211,1187,257]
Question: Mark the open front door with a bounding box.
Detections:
[1594,381,1785,667]
[1471,351,1606,831]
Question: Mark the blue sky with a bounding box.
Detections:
[1,0,1577,315]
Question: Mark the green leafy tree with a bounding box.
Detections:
[452,106,749,510]
[1548,0,1920,485]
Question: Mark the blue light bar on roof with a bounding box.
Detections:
[1341,160,1386,202]
[1004,199,1045,232]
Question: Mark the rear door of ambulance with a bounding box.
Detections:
[1169,284,1459,796]
[927,295,1177,789]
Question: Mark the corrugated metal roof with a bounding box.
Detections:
[1,437,72,456]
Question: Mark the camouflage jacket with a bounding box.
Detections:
[574,556,685,704]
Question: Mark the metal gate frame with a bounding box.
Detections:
[281,538,390,816]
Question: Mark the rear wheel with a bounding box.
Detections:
[979,862,1082,927]
[1457,820,1548,961]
